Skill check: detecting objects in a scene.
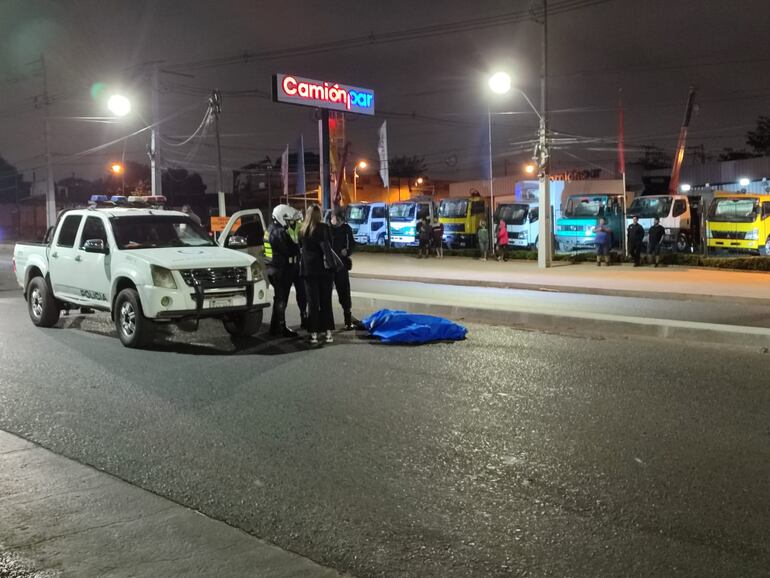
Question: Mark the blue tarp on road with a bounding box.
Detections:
[362,309,468,344]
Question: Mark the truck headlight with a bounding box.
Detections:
[665,228,672,235]
[706,229,712,239]
[151,265,177,289]
[250,261,264,282]
[585,226,595,236]
[745,228,759,240]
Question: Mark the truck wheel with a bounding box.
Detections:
[676,233,690,253]
[223,309,263,338]
[27,277,60,327]
[376,233,386,247]
[762,237,770,257]
[114,288,154,348]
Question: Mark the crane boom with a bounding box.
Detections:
[669,87,697,194]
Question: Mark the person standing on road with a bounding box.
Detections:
[288,212,308,329]
[432,220,444,259]
[648,216,666,268]
[300,204,335,344]
[627,215,645,267]
[417,216,431,258]
[329,208,358,330]
[496,218,509,261]
[477,220,489,261]
[594,218,612,266]
[265,204,302,338]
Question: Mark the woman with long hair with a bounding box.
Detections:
[299,204,335,344]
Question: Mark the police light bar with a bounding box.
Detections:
[111,195,128,204]
[89,195,110,203]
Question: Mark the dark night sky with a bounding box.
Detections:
[2,0,769,190]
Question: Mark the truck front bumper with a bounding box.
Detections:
[140,279,270,320]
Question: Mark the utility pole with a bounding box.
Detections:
[149,64,162,198]
[209,90,226,217]
[536,0,553,268]
[41,54,56,228]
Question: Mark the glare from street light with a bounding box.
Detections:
[488,72,512,95]
[358,160,368,169]
[111,163,123,174]
[107,94,131,117]
[416,177,425,185]
[680,183,691,192]
[524,163,536,175]
[739,177,750,187]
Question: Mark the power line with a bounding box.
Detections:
[168,0,612,72]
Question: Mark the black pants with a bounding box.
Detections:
[268,270,292,332]
[294,274,307,318]
[333,269,352,312]
[304,273,335,333]
[629,243,642,265]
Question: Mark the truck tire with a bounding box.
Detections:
[376,233,386,247]
[114,288,155,348]
[762,237,770,257]
[27,276,60,327]
[676,233,690,253]
[223,309,263,338]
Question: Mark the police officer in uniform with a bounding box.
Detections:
[264,204,302,337]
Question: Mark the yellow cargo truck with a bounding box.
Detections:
[706,193,770,255]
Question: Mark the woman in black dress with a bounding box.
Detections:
[299,204,335,344]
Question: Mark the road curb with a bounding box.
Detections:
[0,430,344,578]
[351,272,770,306]
[351,291,770,349]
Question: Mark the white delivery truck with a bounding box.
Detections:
[388,197,436,247]
[625,194,709,252]
[346,202,389,245]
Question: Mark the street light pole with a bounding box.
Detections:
[41,54,56,228]
[150,64,163,198]
[209,90,226,217]
[487,105,495,232]
[537,0,553,269]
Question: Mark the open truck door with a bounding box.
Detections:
[217,209,269,281]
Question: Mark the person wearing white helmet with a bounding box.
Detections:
[265,203,302,337]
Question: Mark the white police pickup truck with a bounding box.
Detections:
[12,207,269,348]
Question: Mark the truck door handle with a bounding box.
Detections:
[74,255,82,262]
[51,252,58,258]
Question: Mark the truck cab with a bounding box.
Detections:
[388,198,436,247]
[555,194,624,252]
[706,193,770,255]
[346,202,389,246]
[438,196,486,248]
[625,194,695,252]
[495,201,539,250]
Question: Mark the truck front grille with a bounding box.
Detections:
[710,231,746,240]
[180,267,247,288]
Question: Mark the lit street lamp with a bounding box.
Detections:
[524,163,536,175]
[487,69,550,268]
[353,160,367,202]
[111,162,125,195]
[107,94,131,117]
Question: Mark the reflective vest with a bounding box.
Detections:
[263,230,273,260]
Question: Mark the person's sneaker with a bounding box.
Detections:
[281,327,299,338]
[309,332,319,344]
[325,330,334,343]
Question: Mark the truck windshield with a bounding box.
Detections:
[496,204,529,225]
[346,205,370,224]
[389,203,415,222]
[708,198,758,223]
[628,197,672,218]
[564,196,607,218]
[111,215,216,250]
[439,200,468,219]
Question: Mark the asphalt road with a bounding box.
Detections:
[350,278,770,329]
[0,285,768,577]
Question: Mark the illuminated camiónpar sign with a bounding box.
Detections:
[272,73,375,116]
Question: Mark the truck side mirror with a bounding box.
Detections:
[227,235,248,249]
[83,239,108,254]
[763,203,770,219]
